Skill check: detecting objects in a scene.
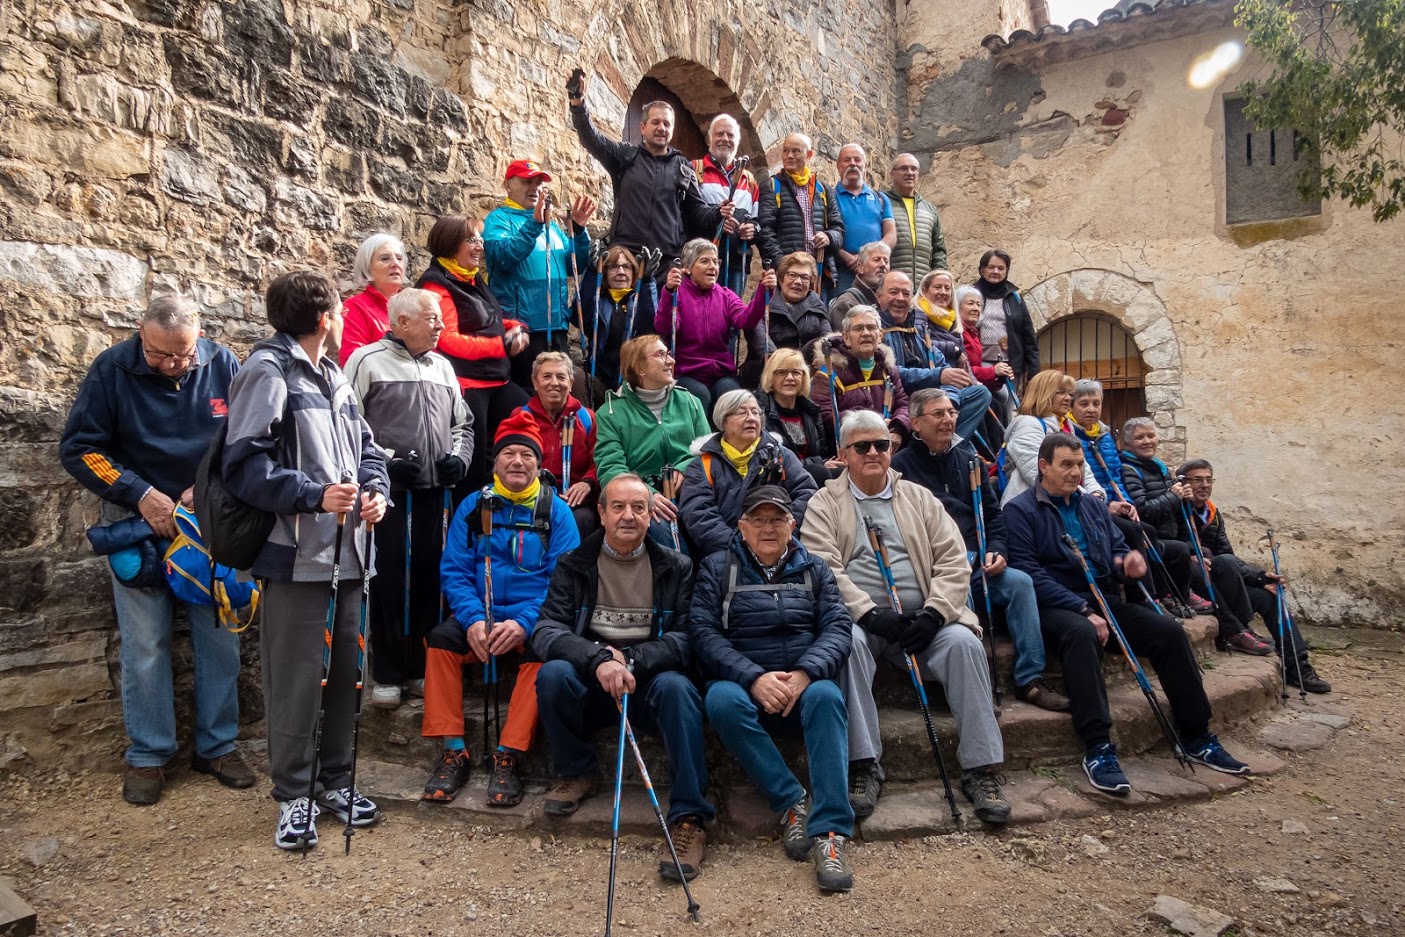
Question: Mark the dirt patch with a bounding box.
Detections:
[1,652,1401,936]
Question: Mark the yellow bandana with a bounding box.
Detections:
[918,296,957,332]
[1077,416,1105,438]
[720,438,758,478]
[505,198,527,210]
[786,166,812,186]
[438,257,479,282]
[491,476,541,506]
[608,287,633,302]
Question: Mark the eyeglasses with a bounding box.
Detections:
[782,272,811,283]
[742,515,791,529]
[729,407,763,418]
[607,263,635,272]
[143,345,197,364]
[847,438,891,454]
[646,349,674,361]
[925,409,958,419]
[774,369,805,379]
[463,235,484,246]
[848,324,881,334]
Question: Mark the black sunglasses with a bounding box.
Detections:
[847,439,891,454]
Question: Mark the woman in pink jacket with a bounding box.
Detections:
[655,238,776,421]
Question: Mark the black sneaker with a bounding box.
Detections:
[780,795,812,861]
[848,760,882,820]
[811,833,854,892]
[423,748,472,802]
[1082,742,1131,795]
[1286,664,1332,694]
[485,750,523,807]
[960,768,1011,824]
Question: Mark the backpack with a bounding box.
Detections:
[163,505,261,631]
[718,550,822,630]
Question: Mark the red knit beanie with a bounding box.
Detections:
[493,409,543,461]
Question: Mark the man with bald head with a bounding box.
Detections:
[886,153,948,283]
[833,144,895,293]
[759,132,845,299]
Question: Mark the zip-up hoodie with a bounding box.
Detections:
[654,275,767,385]
[60,333,239,508]
[482,203,591,334]
[222,333,388,582]
[594,382,710,492]
[519,393,599,496]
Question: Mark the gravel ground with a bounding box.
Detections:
[1,649,1401,937]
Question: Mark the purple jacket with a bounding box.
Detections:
[655,276,767,385]
[809,332,912,438]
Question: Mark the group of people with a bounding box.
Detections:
[56,65,1330,898]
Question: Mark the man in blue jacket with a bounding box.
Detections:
[60,295,247,807]
[483,159,596,389]
[691,486,856,893]
[1003,433,1250,796]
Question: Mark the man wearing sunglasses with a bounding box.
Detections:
[800,410,1010,825]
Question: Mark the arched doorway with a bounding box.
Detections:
[622,58,768,167]
[624,77,708,158]
[1038,313,1147,433]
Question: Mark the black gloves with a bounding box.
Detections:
[899,608,945,654]
[435,454,467,487]
[859,607,906,641]
[387,454,421,486]
[638,247,663,282]
[566,67,585,101]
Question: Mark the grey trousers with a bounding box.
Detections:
[841,623,1005,771]
[261,578,365,802]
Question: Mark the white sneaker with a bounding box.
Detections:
[275,797,320,850]
[369,685,402,709]
[406,679,425,699]
[318,787,379,827]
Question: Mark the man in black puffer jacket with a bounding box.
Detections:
[691,486,856,893]
[757,133,845,298]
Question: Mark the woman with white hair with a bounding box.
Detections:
[339,232,407,366]
[678,388,816,557]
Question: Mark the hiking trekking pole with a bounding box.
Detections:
[345,498,375,855]
[479,490,501,763]
[968,460,1002,708]
[761,258,774,369]
[667,258,683,356]
[402,486,414,687]
[590,250,605,380]
[561,411,576,492]
[1061,533,1194,771]
[617,694,701,921]
[1177,493,1219,608]
[996,354,1021,411]
[711,155,750,241]
[440,488,451,621]
[306,471,352,854]
[865,517,961,824]
[822,339,842,455]
[570,214,589,360]
[603,691,630,937]
[660,466,682,551]
[1266,529,1307,702]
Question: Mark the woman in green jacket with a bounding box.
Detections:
[595,334,710,551]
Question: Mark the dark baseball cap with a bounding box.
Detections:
[741,485,793,516]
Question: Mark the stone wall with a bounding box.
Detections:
[0,0,896,762]
[898,8,1405,628]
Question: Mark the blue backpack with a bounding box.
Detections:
[163,505,260,631]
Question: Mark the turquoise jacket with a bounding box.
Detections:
[482,204,591,334]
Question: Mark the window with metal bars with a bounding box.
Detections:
[1037,313,1147,433]
[1224,96,1320,224]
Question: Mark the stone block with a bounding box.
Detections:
[1120,760,1209,801]
[720,786,778,839]
[0,488,39,551]
[300,39,352,86]
[324,96,382,149]
[532,783,663,838]
[0,558,46,615]
[0,634,105,673]
[260,68,320,126]
[405,75,433,121]
[161,146,222,204]
[1146,894,1235,937]
[283,136,319,181]
[271,177,341,231]
[0,661,110,711]
[49,698,122,730]
[163,37,253,111]
[222,0,295,68]
[323,148,366,197]
[127,0,185,28]
[350,52,409,116]
[203,112,284,176]
[858,784,958,840]
[221,163,268,214]
[65,73,172,135]
[1260,718,1334,752]
[0,118,150,179]
[430,89,469,135]
[367,157,422,204]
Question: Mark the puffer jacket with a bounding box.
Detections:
[1121,451,1183,539]
[1071,421,1128,500]
[519,394,598,497]
[595,382,711,492]
[482,203,592,335]
[972,278,1039,386]
[530,531,693,681]
[890,438,1005,561]
[581,278,656,392]
[757,390,834,465]
[1186,499,1236,558]
[690,536,853,687]
[222,333,389,582]
[885,191,948,283]
[747,290,831,360]
[826,278,878,331]
[338,286,391,367]
[757,174,845,275]
[809,333,911,438]
[678,432,817,557]
[655,275,766,385]
[418,259,522,390]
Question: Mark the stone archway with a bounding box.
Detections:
[1023,269,1188,463]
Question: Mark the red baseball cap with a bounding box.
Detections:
[504,159,552,182]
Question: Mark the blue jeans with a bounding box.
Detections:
[975,565,1046,688]
[896,369,992,442]
[110,573,241,768]
[537,660,715,824]
[704,678,854,838]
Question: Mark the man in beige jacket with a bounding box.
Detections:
[800,409,1009,825]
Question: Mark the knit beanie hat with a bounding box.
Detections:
[493,409,543,460]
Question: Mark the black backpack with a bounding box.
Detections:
[192,421,275,571]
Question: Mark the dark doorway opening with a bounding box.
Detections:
[624,77,708,159]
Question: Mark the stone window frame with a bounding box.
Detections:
[1222,95,1322,226]
[1023,269,1187,464]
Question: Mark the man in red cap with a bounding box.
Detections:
[420,410,581,806]
[483,159,598,388]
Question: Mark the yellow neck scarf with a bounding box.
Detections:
[491,476,540,505]
[786,166,812,187]
[720,438,758,478]
[438,257,479,282]
[505,198,527,210]
[918,296,956,332]
[1078,416,1104,438]
[608,287,632,302]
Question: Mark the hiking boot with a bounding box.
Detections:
[960,768,1012,825]
[122,765,165,806]
[1286,663,1332,694]
[848,759,882,820]
[1188,593,1215,614]
[1219,630,1273,656]
[485,750,524,808]
[318,787,379,827]
[406,679,425,698]
[369,685,402,709]
[811,833,854,893]
[659,816,707,881]
[275,797,320,850]
[543,775,597,816]
[1015,679,1071,713]
[1187,733,1250,775]
[423,748,472,802]
[191,750,255,789]
[1082,743,1130,795]
[780,795,812,861]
